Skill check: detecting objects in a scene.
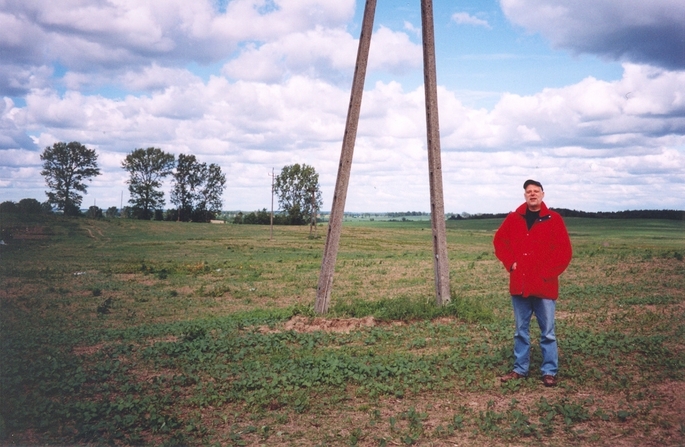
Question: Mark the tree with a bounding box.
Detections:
[170,154,226,222]
[40,142,100,216]
[105,206,119,218]
[18,198,43,214]
[240,208,271,225]
[86,206,103,219]
[0,201,17,213]
[274,163,322,225]
[196,163,226,222]
[170,154,203,222]
[122,147,175,220]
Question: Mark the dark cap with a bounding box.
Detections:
[523,179,543,191]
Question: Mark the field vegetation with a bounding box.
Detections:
[1,213,684,446]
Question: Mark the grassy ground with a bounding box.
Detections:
[1,214,684,446]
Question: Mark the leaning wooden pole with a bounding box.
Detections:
[315,0,377,314]
[421,0,451,305]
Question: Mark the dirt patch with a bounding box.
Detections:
[4,225,51,240]
[653,380,685,427]
[72,343,107,356]
[274,315,378,333]
[72,335,179,357]
[196,382,685,447]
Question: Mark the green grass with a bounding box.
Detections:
[1,214,684,446]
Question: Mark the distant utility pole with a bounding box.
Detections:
[315,0,450,314]
[269,168,275,240]
[309,187,318,237]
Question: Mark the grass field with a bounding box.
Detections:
[1,214,684,446]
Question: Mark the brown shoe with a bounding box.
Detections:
[542,375,557,387]
[500,371,526,383]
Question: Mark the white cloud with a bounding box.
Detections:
[368,26,423,74]
[0,0,357,95]
[5,59,684,212]
[0,98,35,149]
[222,26,358,82]
[500,0,685,69]
[403,21,421,38]
[437,63,685,154]
[451,12,492,29]
[1,0,684,213]
[222,25,421,83]
[121,65,202,92]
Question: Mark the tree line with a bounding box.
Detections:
[449,208,684,221]
[553,208,684,220]
[3,141,324,225]
[17,141,682,223]
[37,142,227,222]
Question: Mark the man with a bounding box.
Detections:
[493,179,572,387]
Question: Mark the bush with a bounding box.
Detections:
[164,209,178,221]
[120,207,133,218]
[18,199,43,214]
[0,201,18,213]
[232,209,297,225]
[86,206,103,219]
[0,199,49,215]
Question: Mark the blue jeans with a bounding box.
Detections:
[511,295,558,377]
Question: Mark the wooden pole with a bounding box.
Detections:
[421,0,451,305]
[315,0,377,314]
[270,168,274,240]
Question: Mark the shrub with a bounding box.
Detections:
[86,206,103,219]
[0,201,17,213]
[18,199,43,214]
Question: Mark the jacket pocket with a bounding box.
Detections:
[509,268,524,295]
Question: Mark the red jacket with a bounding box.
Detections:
[493,202,572,299]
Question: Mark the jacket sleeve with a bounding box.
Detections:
[544,215,572,278]
[493,214,516,271]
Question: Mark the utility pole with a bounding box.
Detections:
[315,0,450,313]
[309,187,317,237]
[315,0,377,314]
[421,0,450,305]
[269,168,275,240]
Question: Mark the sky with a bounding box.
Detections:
[1,0,684,214]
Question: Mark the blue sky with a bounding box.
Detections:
[371,1,625,100]
[1,0,684,213]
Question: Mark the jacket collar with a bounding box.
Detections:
[515,201,550,217]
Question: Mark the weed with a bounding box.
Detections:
[348,427,363,445]
[97,297,113,314]
[330,294,493,323]
[619,295,678,306]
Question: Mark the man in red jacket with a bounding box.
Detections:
[493,179,572,387]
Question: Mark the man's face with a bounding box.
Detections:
[524,185,544,211]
